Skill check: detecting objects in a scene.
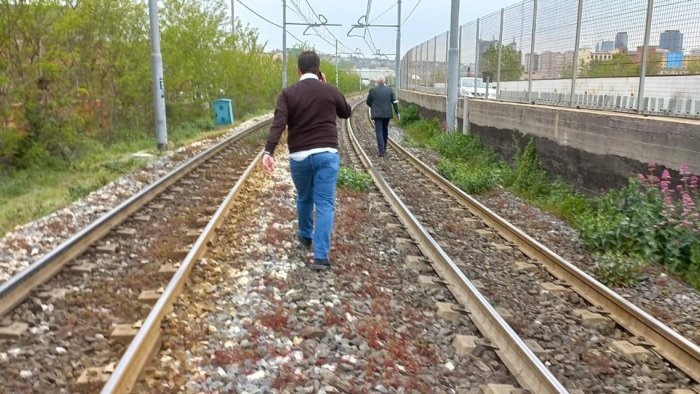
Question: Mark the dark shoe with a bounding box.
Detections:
[311,258,332,270]
[298,235,312,249]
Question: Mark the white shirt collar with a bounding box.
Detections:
[299,73,319,81]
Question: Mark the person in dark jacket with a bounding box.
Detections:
[366,76,400,157]
[262,51,352,270]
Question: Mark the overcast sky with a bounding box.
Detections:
[234,0,517,57]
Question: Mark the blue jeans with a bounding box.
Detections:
[374,118,390,155]
[289,152,340,260]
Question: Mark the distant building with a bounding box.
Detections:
[506,40,517,52]
[659,30,683,52]
[478,39,498,59]
[591,52,614,62]
[539,51,567,79]
[634,46,659,64]
[596,40,614,53]
[666,52,684,69]
[523,53,540,72]
[615,32,628,51]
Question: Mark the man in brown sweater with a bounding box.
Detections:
[262,51,352,270]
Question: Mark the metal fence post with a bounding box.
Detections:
[570,0,584,107]
[474,18,480,97]
[419,43,423,91]
[433,36,438,90]
[496,8,504,100]
[458,25,463,86]
[638,0,654,112]
[527,0,538,103]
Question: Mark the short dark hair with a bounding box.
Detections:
[298,51,320,74]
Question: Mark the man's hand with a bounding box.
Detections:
[319,71,326,82]
[396,114,401,122]
[262,153,276,173]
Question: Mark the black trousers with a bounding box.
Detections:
[374,118,390,155]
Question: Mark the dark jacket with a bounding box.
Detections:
[366,85,399,119]
[265,77,352,155]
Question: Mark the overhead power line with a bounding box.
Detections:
[402,0,423,26]
[370,3,396,24]
[238,0,317,50]
[238,0,282,28]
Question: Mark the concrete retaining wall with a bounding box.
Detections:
[398,90,700,193]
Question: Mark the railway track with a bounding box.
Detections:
[8,96,697,392]
[348,102,699,392]
[0,119,271,392]
[124,111,525,393]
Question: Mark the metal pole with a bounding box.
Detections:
[527,0,538,103]
[474,18,480,97]
[446,0,460,131]
[637,0,654,112]
[231,0,235,32]
[570,0,583,107]
[395,0,401,91]
[148,0,167,150]
[335,40,339,88]
[496,8,504,99]
[282,0,288,88]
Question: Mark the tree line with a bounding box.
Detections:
[0,0,359,170]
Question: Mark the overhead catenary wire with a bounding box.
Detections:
[237,0,324,52]
[402,0,423,26]
[370,3,396,24]
[288,0,354,54]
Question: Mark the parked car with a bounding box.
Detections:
[459,79,494,99]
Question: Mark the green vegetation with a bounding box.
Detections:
[479,45,523,81]
[581,53,662,78]
[0,118,226,235]
[593,251,648,288]
[400,104,700,289]
[0,0,361,236]
[337,166,373,192]
[579,164,700,288]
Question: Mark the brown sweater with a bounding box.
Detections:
[265,78,352,155]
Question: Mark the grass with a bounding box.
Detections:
[337,166,373,192]
[0,111,271,237]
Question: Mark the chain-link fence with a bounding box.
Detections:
[400,0,700,118]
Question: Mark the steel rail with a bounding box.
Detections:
[0,118,272,318]
[346,104,568,393]
[386,133,700,383]
[102,148,264,393]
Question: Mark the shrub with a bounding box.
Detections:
[580,162,700,287]
[579,179,662,254]
[594,251,647,287]
[0,128,26,169]
[403,119,441,147]
[510,137,551,198]
[337,166,372,192]
[399,104,420,127]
